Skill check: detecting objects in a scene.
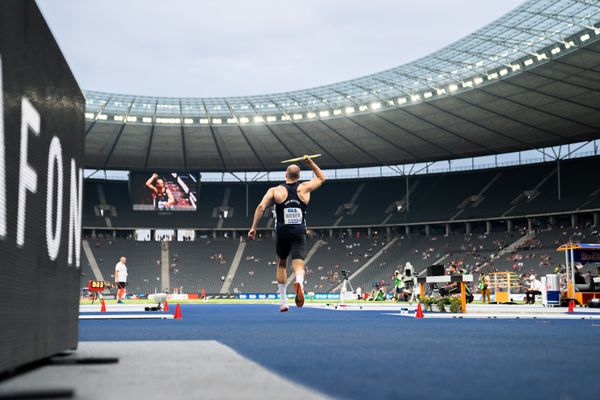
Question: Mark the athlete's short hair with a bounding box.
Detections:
[286,164,300,181]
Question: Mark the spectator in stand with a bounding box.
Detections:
[525,275,542,304]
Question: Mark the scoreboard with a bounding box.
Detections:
[0,1,84,373]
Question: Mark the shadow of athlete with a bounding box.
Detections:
[248,156,326,312]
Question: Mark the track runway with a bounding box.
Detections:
[2,304,600,399]
[80,304,600,399]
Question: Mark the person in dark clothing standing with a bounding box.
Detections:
[248,156,326,312]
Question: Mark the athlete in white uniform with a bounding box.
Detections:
[115,257,128,303]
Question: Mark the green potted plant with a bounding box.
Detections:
[421,296,434,311]
[436,297,450,312]
[449,295,462,313]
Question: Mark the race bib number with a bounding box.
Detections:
[284,208,302,225]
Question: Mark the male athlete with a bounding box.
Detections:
[115,256,128,304]
[248,155,326,312]
[145,173,176,209]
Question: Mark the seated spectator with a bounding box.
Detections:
[439,264,461,296]
[525,275,542,304]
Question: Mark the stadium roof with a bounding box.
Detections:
[84,0,600,172]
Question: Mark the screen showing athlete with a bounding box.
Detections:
[145,173,176,210]
[248,155,326,312]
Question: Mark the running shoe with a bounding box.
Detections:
[294,282,304,307]
[279,303,289,312]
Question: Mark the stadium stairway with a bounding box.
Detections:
[220,240,247,293]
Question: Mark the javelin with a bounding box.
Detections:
[280,154,322,164]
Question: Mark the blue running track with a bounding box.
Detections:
[80,304,600,399]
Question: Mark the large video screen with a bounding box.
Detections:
[130,172,198,211]
[0,0,83,374]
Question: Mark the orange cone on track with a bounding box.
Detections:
[415,303,424,318]
[174,303,182,319]
[163,300,169,312]
[100,299,106,313]
[568,299,575,313]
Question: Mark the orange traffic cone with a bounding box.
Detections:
[415,303,424,319]
[568,299,575,313]
[174,303,182,319]
[100,299,106,313]
[163,300,169,312]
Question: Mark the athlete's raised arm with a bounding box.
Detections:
[145,173,159,193]
[248,187,275,240]
[299,156,326,193]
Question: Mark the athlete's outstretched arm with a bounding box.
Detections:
[145,173,158,193]
[248,188,274,240]
[300,156,326,192]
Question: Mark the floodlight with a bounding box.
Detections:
[127,116,138,123]
[319,110,329,117]
[143,117,152,123]
[253,116,264,123]
[333,109,342,115]
[359,105,368,111]
[423,92,432,99]
[306,112,316,119]
[212,118,222,124]
[199,118,209,124]
[580,33,590,41]
[524,58,534,66]
[448,84,458,92]
[97,114,108,120]
[85,112,94,119]
[345,106,355,114]
[370,102,381,110]
[239,117,249,123]
[292,114,303,120]
[397,98,407,104]
[266,116,277,122]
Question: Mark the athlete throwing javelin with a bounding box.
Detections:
[248,155,326,312]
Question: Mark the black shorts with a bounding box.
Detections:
[117,282,127,289]
[276,233,306,261]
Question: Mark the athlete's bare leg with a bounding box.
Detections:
[277,258,289,312]
[292,259,305,307]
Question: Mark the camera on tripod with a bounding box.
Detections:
[341,270,351,279]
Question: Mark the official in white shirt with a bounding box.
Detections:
[115,257,128,303]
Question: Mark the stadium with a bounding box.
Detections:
[1,0,600,399]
